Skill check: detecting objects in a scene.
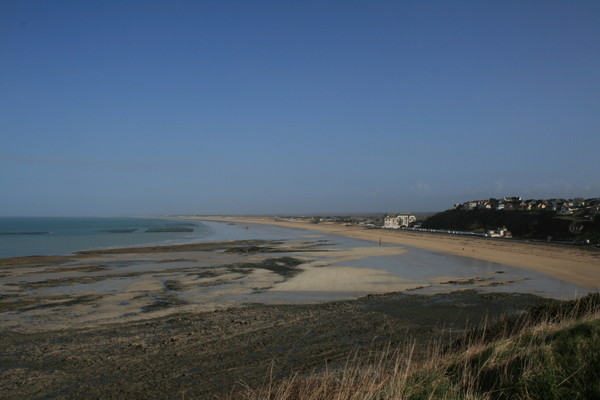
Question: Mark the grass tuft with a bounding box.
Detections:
[224,293,600,400]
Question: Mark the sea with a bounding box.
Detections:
[0,216,325,259]
[0,217,215,258]
[0,217,588,299]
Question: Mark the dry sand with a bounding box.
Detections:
[1,219,595,399]
[3,218,596,333]
[197,216,600,290]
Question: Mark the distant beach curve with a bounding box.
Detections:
[195,216,600,291]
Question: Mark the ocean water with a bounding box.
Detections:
[0,218,588,301]
[0,217,332,259]
[0,217,216,258]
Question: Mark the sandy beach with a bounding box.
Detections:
[197,216,600,291]
[1,217,596,334]
[1,218,598,399]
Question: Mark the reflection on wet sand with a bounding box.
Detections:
[0,223,590,332]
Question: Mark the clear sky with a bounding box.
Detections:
[1,1,599,216]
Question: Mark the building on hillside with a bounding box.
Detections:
[503,202,516,211]
[558,204,574,215]
[478,201,494,210]
[383,213,417,229]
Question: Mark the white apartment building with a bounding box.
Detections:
[383,213,417,229]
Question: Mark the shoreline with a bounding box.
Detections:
[193,216,600,291]
[1,217,596,334]
[1,217,596,398]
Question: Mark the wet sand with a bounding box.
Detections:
[197,216,600,291]
[0,220,597,399]
[1,227,584,332]
[0,239,342,331]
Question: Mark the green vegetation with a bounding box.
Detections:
[228,294,600,400]
[580,216,600,244]
[421,209,600,241]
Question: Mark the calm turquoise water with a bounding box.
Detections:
[0,218,588,299]
[0,217,329,258]
[0,217,214,258]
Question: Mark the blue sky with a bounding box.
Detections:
[1,1,599,216]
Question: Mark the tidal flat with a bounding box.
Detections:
[0,231,583,332]
[0,224,593,399]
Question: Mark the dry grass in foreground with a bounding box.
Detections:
[226,293,600,400]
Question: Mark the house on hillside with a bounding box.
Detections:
[558,204,574,215]
[547,200,561,212]
[519,200,531,210]
[476,200,493,210]
[503,202,516,211]
[573,198,586,208]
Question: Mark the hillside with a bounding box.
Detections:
[421,208,600,243]
[231,293,600,400]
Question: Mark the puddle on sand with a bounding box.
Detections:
[334,246,588,300]
[1,221,593,331]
